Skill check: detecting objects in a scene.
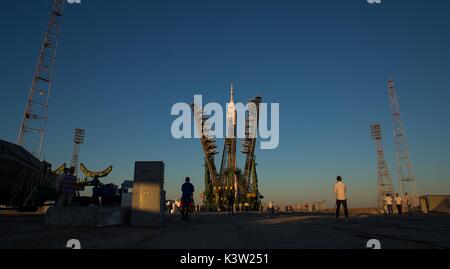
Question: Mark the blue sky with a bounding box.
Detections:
[1,0,450,207]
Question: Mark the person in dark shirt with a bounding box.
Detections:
[181,177,195,220]
[228,191,235,215]
[57,167,77,207]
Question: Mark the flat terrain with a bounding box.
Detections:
[1,212,450,249]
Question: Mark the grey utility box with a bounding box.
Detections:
[131,161,165,227]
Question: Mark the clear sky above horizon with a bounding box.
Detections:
[1,0,450,208]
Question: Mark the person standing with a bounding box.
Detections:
[384,194,394,215]
[55,168,68,194]
[334,176,349,219]
[269,201,275,215]
[57,167,77,207]
[404,192,413,215]
[394,193,403,215]
[227,191,235,215]
[181,177,195,220]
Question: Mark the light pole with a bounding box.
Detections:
[70,128,85,177]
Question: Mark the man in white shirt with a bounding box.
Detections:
[269,201,275,215]
[334,176,349,219]
[384,194,393,215]
[394,193,403,215]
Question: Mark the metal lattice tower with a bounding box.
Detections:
[387,78,419,207]
[370,123,395,211]
[17,0,65,159]
[192,100,220,210]
[70,128,85,177]
[242,96,262,210]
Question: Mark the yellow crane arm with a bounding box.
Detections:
[80,163,113,178]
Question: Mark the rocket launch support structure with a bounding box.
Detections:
[193,84,262,211]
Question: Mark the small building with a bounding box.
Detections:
[420,195,450,214]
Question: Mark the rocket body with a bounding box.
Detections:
[226,84,237,139]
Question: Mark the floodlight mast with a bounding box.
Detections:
[370,123,395,212]
[70,128,85,177]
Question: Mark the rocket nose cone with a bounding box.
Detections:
[230,83,235,103]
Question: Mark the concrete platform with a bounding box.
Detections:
[44,206,131,228]
[1,212,450,249]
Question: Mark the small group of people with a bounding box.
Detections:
[179,176,349,221]
[333,176,415,220]
[179,175,412,222]
[384,193,413,215]
[179,177,242,219]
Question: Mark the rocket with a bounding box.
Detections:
[227,83,237,139]
[230,83,235,103]
[228,83,236,121]
[226,83,239,199]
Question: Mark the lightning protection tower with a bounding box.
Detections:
[370,123,395,211]
[387,78,419,207]
[17,0,65,159]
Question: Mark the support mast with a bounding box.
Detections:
[388,78,419,207]
[17,0,65,159]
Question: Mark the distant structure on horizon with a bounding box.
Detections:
[370,123,395,211]
[387,78,419,207]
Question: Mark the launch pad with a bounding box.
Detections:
[2,211,450,249]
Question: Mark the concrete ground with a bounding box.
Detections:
[1,212,450,249]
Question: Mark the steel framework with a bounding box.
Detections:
[17,0,65,159]
[242,97,262,210]
[370,123,395,211]
[70,128,85,176]
[192,84,262,211]
[387,78,419,207]
[192,101,220,210]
